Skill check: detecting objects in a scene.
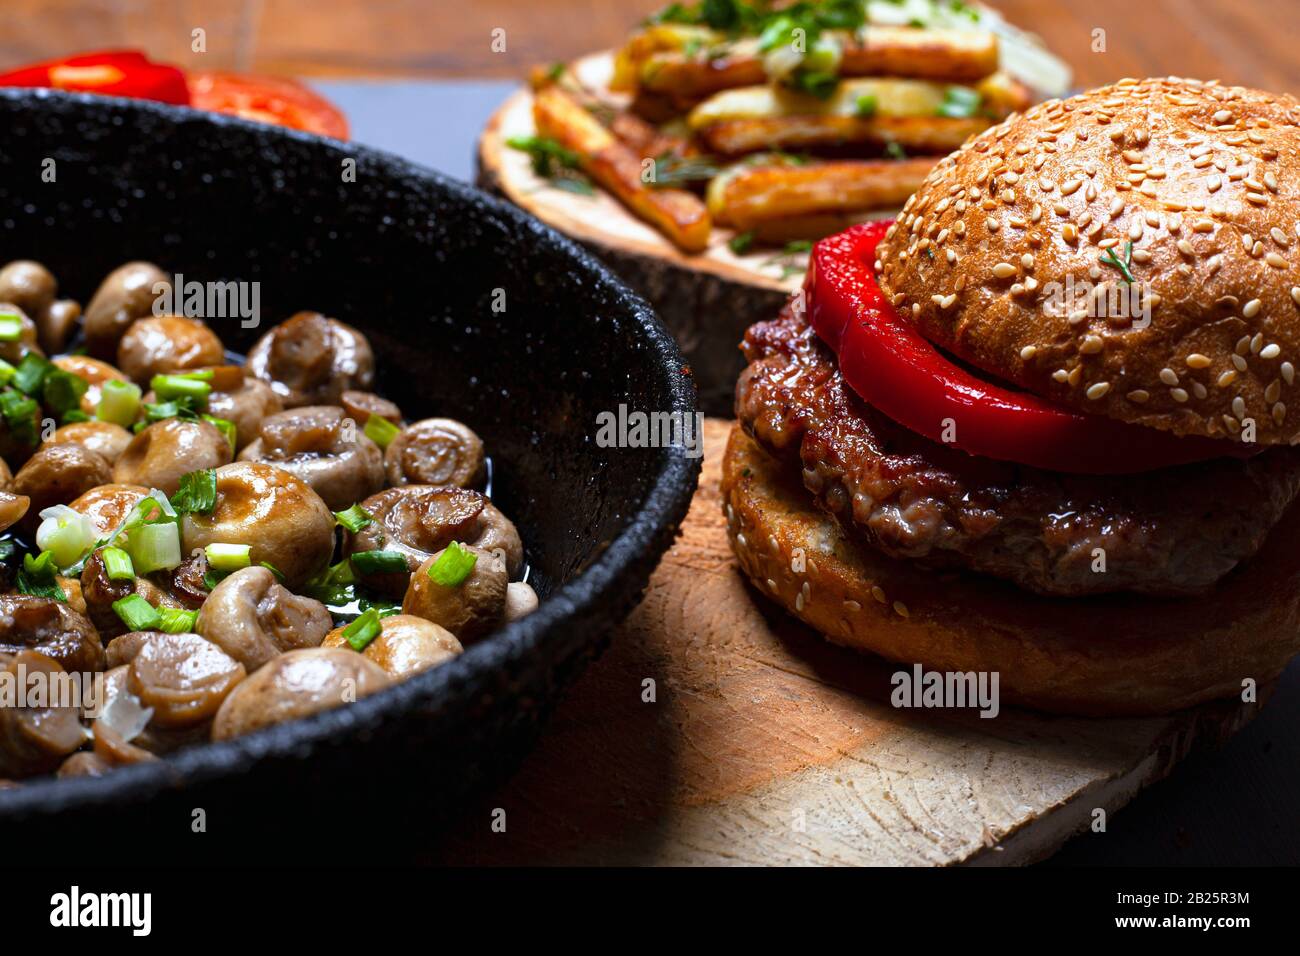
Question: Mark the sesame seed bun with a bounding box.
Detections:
[722,424,1300,715]
[877,77,1300,445]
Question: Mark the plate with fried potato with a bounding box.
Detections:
[476,0,1070,410]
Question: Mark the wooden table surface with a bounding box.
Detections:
[3,1,1298,93]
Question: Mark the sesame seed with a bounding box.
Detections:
[1052,368,1068,383]
[1080,335,1104,354]
[1273,227,1290,247]
[1267,252,1287,268]
[1275,402,1288,424]
[1159,367,1179,386]
[1266,380,1282,403]
[1217,370,1238,387]
[1086,382,1111,400]
[1291,287,1300,307]
[1232,354,1248,372]
[1213,109,1233,124]
[871,585,887,604]
[1261,343,1282,359]
[1233,396,1247,419]
[1186,353,1212,368]
[1127,389,1150,403]
[1284,362,1296,385]
[1243,298,1262,318]
[1171,387,1189,403]
[992,262,1017,279]
[1020,345,1038,360]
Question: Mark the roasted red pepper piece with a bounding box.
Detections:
[806,220,1253,474]
[0,50,190,104]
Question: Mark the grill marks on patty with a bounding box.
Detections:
[736,306,1300,596]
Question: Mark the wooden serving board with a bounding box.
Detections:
[428,419,1263,866]
[476,51,803,414]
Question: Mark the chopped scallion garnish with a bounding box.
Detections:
[205,542,251,571]
[173,468,217,515]
[342,607,382,651]
[0,313,24,342]
[428,541,477,587]
[150,373,211,404]
[334,503,374,533]
[96,379,142,427]
[156,606,198,634]
[112,593,161,632]
[350,549,408,575]
[363,413,401,449]
[101,546,135,581]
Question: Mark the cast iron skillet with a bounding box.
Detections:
[0,89,699,861]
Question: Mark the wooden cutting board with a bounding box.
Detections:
[428,418,1262,865]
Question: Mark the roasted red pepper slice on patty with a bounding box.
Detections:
[0,51,189,104]
[806,220,1254,474]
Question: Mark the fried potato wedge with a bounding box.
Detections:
[532,85,711,252]
[696,114,987,155]
[708,157,937,229]
[624,25,999,98]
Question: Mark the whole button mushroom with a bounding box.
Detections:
[238,405,385,510]
[195,566,332,671]
[346,486,524,596]
[68,483,150,538]
[180,462,335,590]
[245,311,375,407]
[0,260,78,354]
[47,421,134,465]
[505,581,540,622]
[202,367,283,451]
[117,315,225,385]
[211,646,390,740]
[113,418,233,496]
[321,613,462,679]
[115,632,246,729]
[87,664,193,757]
[0,594,106,673]
[0,651,89,778]
[385,417,486,489]
[84,261,172,360]
[402,544,508,643]
[11,444,113,532]
[52,355,131,417]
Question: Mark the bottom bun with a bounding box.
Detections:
[722,425,1300,716]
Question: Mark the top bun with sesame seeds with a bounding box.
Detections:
[875,76,1300,445]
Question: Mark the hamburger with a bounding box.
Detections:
[723,77,1300,715]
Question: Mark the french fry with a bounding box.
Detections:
[696,114,987,155]
[708,158,937,229]
[629,26,999,98]
[532,85,711,253]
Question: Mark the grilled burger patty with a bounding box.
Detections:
[737,306,1300,597]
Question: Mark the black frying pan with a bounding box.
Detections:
[0,89,699,861]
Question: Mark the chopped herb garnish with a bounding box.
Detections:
[0,313,24,342]
[428,541,477,587]
[350,550,409,575]
[334,503,374,533]
[151,373,211,404]
[173,468,217,515]
[202,414,237,453]
[96,379,142,426]
[0,389,39,446]
[112,593,161,632]
[42,368,88,419]
[12,353,51,396]
[937,85,982,119]
[205,542,251,572]
[728,231,757,255]
[101,546,135,581]
[1099,240,1136,284]
[506,135,596,196]
[854,93,878,118]
[363,413,401,449]
[342,606,382,651]
[259,561,286,583]
[157,606,198,634]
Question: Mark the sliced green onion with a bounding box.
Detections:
[127,521,182,574]
[42,369,88,418]
[364,413,401,449]
[259,561,285,583]
[342,607,382,651]
[101,546,135,581]
[937,85,982,118]
[136,398,200,431]
[34,506,97,569]
[16,567,65,601]
[96,379,142,427]
[0,313,24,342]
[156,606,198,634]
[350,549,408,575]
[0,359,15,387]
[201,414,237,453]
[333,503,374,533]
[0,539,15,562]
[112,593,161,632]
[12,353,51,395]
[204,542,251,571]
[173,469,217,515]
[202,568,229,591]
[0,389,38,446]
[61,409,91,424]
[428,541,477,587]
[150,374,211,404]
